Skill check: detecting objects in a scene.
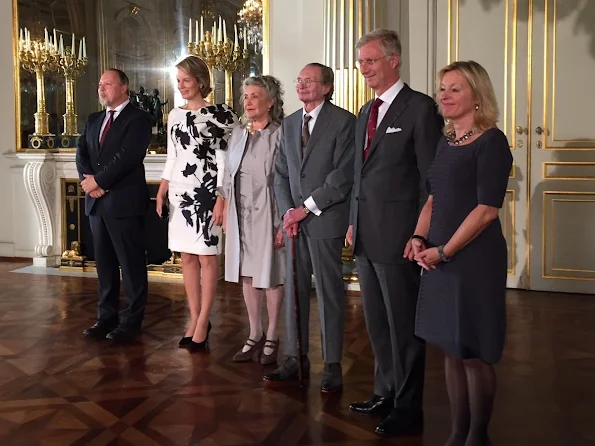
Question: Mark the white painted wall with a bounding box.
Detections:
[268,0,325,114]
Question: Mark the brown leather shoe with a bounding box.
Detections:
[260,339,279,365]
[232,333,265,362]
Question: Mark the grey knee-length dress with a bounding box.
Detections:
[415,128,513,364]
[223,123,285,288]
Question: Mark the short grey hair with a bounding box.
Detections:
[305,63,334,101]
[355,28,402,68]
[241,75,285,124]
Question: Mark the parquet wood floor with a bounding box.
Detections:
[0,259,594,445]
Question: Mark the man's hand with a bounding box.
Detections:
[89,188,106,199]
[283,207,308,235]
[81,174,99,194]
[345,225,354,246]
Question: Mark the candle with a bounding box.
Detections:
[59,35,64,56]
[82,37,86,58]
[71,33,75,55]
[53,28,57,48]
[78,39,82,59]
[223,20,227,43]
[188,18,192,44]
[234,24,238,49]
[44,27,48,44]
[244,27,247,50]
[19,28,23,43]
[212,23,216,44]
[218,16,222,42]
[200,16,204,42]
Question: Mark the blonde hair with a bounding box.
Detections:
[438,60,499,134]
[176,55,212,98]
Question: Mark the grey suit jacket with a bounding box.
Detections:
[274,100,356,240]
[350,84,443,264]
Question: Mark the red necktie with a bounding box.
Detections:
[99,110,115,147]
[363,98,383,160]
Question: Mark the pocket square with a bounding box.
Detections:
[386,127,402,133]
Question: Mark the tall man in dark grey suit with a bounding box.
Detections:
[76,69,152,342]
[264,63,356,393]
[346,30,443,437]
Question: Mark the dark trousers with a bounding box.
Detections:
[89,214,148,329]
[356,255,426,411]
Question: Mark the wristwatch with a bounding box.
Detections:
[302,204,311,215]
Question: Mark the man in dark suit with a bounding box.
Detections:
[264,63,356,392]
[76,69,152,342]
[346,30,443,436]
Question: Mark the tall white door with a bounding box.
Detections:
[435,0,595,293]
[436,0,530,289]
[528,0,595,293]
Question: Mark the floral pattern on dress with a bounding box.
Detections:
[169,104,237,246]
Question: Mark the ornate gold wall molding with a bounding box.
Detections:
[323,0,385,115]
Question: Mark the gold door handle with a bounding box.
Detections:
[535,126,544,135]
[516,126,528,135]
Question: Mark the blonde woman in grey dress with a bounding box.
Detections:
[222,75,285,365]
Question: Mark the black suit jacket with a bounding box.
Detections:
[76,103,152,218]
[350,84,443,264]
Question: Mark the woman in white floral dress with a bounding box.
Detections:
[157,56,238,351]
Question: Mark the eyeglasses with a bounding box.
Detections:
[355,54,394,70]
[294,78,323,86]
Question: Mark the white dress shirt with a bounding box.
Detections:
[302,101,326,216]
[99,99,130,138]
[376,78,405,125]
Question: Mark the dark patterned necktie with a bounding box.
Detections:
[302,114,312,152]
[363,98,383,160]
[99,110,115,147]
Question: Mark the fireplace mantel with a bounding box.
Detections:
[7,151,168,267]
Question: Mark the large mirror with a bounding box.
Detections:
[14,0,267,151]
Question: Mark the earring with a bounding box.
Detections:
[475,104,479,110]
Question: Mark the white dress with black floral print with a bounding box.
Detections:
[161,104,238,255]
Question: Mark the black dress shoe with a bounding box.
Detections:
[263,356,310,382]
[83,322,116,339]
[106,326,139,342]
[374,409,423,437]
[349,394,393,414]
[321,363,343,393]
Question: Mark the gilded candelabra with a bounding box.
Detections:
[18,28,60,145]
[58,41,88,141]
[216,42,249,108]
[188,18,250,107]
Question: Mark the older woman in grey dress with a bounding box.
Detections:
[222,75,285,365]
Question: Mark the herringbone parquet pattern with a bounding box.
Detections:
[0,259,594,445]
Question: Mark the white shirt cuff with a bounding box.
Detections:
[304,196,322,216]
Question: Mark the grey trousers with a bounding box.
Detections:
[356,255,426,411]
[283,234,345,364]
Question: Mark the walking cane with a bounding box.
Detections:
[291,233,305,387]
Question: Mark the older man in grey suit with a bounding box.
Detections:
[264,63,355,392]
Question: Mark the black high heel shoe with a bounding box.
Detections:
[188,322,212,352]
[178,337,192,348]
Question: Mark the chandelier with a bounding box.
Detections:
[238,0,263,53]
[201,0,216,19]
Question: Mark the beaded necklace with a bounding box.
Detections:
[447,129,476,146]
